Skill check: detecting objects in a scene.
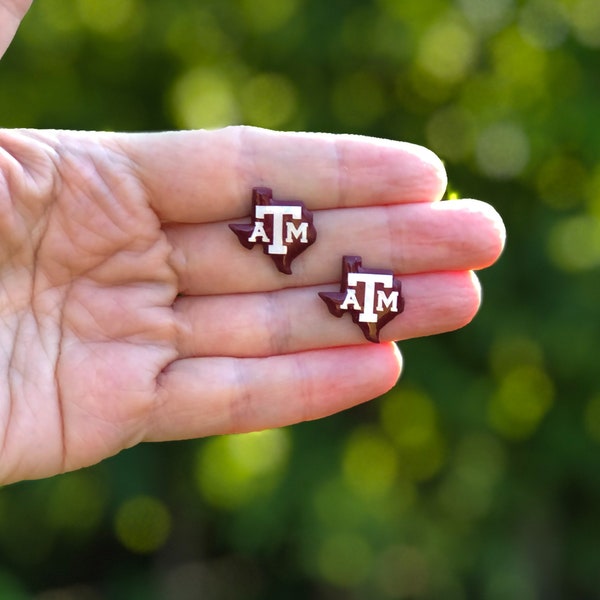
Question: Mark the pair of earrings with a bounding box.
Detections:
[229,187,404,343]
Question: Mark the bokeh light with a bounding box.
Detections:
[380,388,446,481]
[169,66,240,129]
[195,429,290,510]
[47,471,107,539]
[236,0,300,34]
[457,0,514,34]
[518,0,569,49]
[2,0,600,596]
[475,121,530,179]
[342,426,398,498]
[548,214,600,271]
[568,0,600,47]
[114,495,172,554]
[437,433,506,522]
[415,13,478,85]
[240,72,298,129]
[488,365,554,440]
[75,0,140,37]
[426,104,475,162]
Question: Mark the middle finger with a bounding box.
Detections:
[166,199,504,295]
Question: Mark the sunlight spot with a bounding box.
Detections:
[380,389,446,481]
[416,14,478,84]
[38,0,80,33]
[490,26,548,106]
[548,214,600,271]
[489,334,544,378]
[457,0,514,34]
[488,365,554,440]
[475,121,530,179]
[47,471,107,538]
[342,427,398,499]
[236,0,299,33]
[426,105,475,162]
[195,429,290,509]
[437,433,506,521]
[165,9,231,64]
[518,0,569,49]
[114,495,171,554]
[241,73,298,129]
[170,67,239,129]
[76,0,139,36]
[569,0,600,48]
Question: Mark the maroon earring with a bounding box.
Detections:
[319,255,404,343]
[229,187,317,275]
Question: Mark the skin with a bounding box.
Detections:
[0,0,505,485]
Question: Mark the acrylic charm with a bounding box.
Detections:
[229,187,317,274]
[319,255,404,343]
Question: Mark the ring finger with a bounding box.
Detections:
[174,270,480,358]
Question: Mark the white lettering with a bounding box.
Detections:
[248,221,270,243]
[255,205,303,254]
[285,221,309,243]
[376,289,399,312]
[347,273,395,322]
[340,289,361,311]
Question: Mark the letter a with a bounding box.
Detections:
[248,221,270,243]
[340,289,362,311]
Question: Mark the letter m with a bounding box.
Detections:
[285,221,308,243]
[376,290,399,312]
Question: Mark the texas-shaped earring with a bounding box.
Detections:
[319,255,405,343]
[229,187,317,275]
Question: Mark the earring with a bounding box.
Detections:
[229,187,317,274]
[319,255,404,343]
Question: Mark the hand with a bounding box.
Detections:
[0,3,505,485]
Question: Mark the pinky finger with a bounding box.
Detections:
[148,343,403,441]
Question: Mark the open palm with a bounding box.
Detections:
[0,2,505,485]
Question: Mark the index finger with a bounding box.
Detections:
[118,126,448,223]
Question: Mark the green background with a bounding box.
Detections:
[1,0,600,598]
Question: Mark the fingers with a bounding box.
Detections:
[166,198,505,295]
[118,127,447,223]
[148,343,402,441]
[174,271,481,358]
[0,0,32,59]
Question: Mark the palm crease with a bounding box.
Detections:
[0,132,179,481]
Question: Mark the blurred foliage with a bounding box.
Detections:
[1,0,600,598]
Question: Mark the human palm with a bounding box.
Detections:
[0,130,179,482]
[0,2,505,485]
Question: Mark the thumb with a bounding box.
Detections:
[0,0,33,59]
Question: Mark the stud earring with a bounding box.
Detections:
[229,187,317,274]
[319,255,404,343]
